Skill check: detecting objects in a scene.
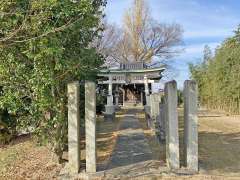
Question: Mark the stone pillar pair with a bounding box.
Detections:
[67,81,96,174]
[164,80,198,172]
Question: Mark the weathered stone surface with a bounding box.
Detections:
[108,75,113,96]
[144,75,150,106]
[104,113,115,121]
[150,93,161,118]
[85,81,97,173]
[115,94,119,106]
[164,80,180,170]
[67,82,81,174]
[184,80,198,172]
[107,95,113,106]
[107,109,153,170]
[157,103,166,142]
[104,105,115,121]
[149,94,155,117]
[148,93,162,130]
[144,105,151,115]
[145,94,150,106]
[144,105,151,128]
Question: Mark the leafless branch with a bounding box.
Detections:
[93,0,183,67]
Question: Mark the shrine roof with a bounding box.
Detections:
[99,63,165,75]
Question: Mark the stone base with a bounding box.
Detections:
[104,113,115,121]
[144,106,155,129]
[148,117,156,130]
[157,115,166,143]
[144,105,151,115]
[59,164,104,180]
[105,105,115,113]
[59,161,198,180]
[115,105,121,111]
[104,105,115,121]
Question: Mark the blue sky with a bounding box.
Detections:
[104,0,240,89]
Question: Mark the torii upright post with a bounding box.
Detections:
[85,81,97,173]
[144,75,150,106]
[164,80,180,170]
[104,75,115,120]
[184,80,198,172]
[67,82,81,174]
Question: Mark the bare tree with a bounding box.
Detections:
[97,0,183,66]
[94,22,122,67]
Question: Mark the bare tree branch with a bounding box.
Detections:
[94,0,183,67]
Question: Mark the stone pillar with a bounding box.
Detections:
[115,93,120,111]
[107,75,113,106]
[149,94,155,117]
[115,94,119,106]
[149,93,161,117]
[159,103,166,142]
[108,75,113,96]
[151,83,154,93]
[67,82,81,174]
[85,81,97,173]
[164,80,180,170]
[122,88,125,106]
[107,95,113,106]
[115,85,119,106]
[105,77,115,120]
[147,94,154,129]
[149,93,161,129]
[144,75,150,105]
[184,80,198,172]
[141,91,143,105]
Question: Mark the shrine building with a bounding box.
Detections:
[97,62,165,107]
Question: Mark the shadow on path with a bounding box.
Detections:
[107,109,153,170]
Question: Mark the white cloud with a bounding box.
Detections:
[184,42,219,57]
[184,29,234,39]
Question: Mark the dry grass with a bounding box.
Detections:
[137,111,165,161]
[1,109,240,179]
[197,112,240,176]
[138,108,240,179]
[178,108,240,177]
[0,111,123,179]
[0,135,62,180]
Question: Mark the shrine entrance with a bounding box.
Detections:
[97,62,165,108]
[122,84,144,106]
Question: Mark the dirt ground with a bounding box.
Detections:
[0,109,240,179]
[196,109,240,176]
[0,135,62,180]
[138,108,240,179]
[0,111,124,180]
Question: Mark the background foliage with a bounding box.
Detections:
[0,0,106,160]
[189,26,240,114]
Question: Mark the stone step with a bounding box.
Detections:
[123,102,143,107]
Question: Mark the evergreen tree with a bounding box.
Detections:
[189,26,240,114]
[0,0,106,160]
